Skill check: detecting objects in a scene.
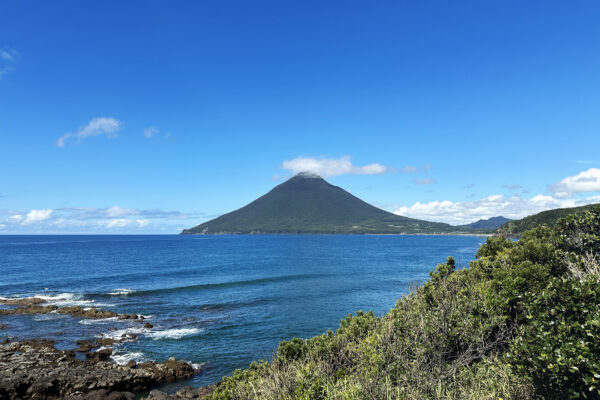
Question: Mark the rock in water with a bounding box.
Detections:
[0,340,197,399]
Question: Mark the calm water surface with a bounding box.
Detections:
[0,234,486,389]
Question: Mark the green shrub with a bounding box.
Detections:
[206,207,600,400]
[510,276,600,399]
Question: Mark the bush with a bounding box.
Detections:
[206,207,600,400]
[510,276,600,399]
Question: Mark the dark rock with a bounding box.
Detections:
[146,390,172,400]
[0,297,47,306]
[126,360,137,369]
[118,313,139,320]
[0,340,198,399]
[0,304,58,316]
[75,339,94,352]
[86,348,112,362]
[57,306,119,319]
[144,322,154,329]
[0,303,120,320]
[106,391,136,400]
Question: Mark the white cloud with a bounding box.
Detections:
[549,168,600,198]
[9,214,23,222]
[105,206,139,217]
[281,156,388,177]
[144,126,159,138]
[0,206,205,233]
[0,48,18,79]
[22,209,53,225]
[101,219,131,228]
[56,117,121,147]
[393,194,600,225]
[136,219,150,227]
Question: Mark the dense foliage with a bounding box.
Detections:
[497,203,599,237]
[204,206,600,400]
[182,174,474,234]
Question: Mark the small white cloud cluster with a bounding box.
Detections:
[8,209,54,225]
[56,117,121,147]
[394,194,600,225]
[0,48,19,79]
[549,168,600,198]
[282,156,388,177]
[0,206,202,233]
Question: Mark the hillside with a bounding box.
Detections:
[205,206,600,400]
[182,173,461,234]
[459,216,511,230]
[497,203,599,236]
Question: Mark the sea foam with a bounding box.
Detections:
[146,328,203,340]
[111,351,147,365]
[107,288,136,296]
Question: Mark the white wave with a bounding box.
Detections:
[33,314,65,321]
[146,328,203,340]
[45,294,112,308]
[111,351,147,365]
[107,288,136,296]
[191,362,205,370]
[101,326,149,340]
[1,293,112,308]
[78,317,118,325]
[35,293,75,301]
[32,292,113,308]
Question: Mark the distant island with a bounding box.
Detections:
[182,172,496,235]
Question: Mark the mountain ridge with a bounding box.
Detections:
[459,216,511,230]
[496,203,600,236]
[182,173,473,235]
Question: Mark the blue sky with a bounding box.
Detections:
[1,1,600,233]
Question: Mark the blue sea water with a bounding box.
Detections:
[0,234,486,389]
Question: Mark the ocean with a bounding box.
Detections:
[0,234,486,389]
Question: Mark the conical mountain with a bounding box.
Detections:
[181,172,458,234]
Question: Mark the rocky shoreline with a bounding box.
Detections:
[0,297,215,399]
[0,296,149,321]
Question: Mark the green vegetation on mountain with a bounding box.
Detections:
[182,173,465,234]
[497,203,599,236]
[459,216,511,230]
[206,206,600,400]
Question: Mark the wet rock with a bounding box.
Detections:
[0,297,47,306]
[0,304,58,316]
[126,360,137,369]
[85,348,112,362]
[0,340,198,399]
[176,386,203,398]
[75,339,94,352]
[65,389,136,400]
[118,313,138,320]
[0,323,6,329]
[144,322,154,329]
[145,385,215,400]
[146,390,172,400]
[57,306,119,319]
